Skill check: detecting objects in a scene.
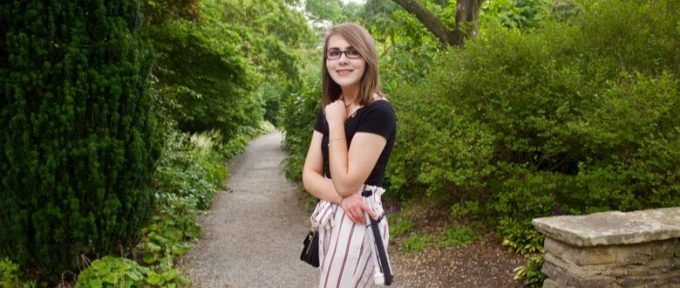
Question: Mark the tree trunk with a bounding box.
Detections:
[454,0,483,44]
[392,0,484,47]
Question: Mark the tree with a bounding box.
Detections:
[0,0,159,282]
[392,0,485,47]
[143,0,313,131]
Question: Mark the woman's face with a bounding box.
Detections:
[326,34,366,89]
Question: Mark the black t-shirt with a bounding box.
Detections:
[314,100,397,186]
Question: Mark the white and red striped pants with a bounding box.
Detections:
[311,185,390,288]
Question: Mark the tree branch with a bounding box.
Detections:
[392,0,459,46]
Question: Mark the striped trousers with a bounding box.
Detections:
[310,185,390,288]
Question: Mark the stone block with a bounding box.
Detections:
[532,207,680,247]
[534,207,680,288]
[542,257,616,288]
[545,237,617,266]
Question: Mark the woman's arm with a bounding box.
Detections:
[303,130,379,223]
[302,131,342,204]
[328,130,386,196]
[325,101,387,197]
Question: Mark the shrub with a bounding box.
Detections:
[153,130,227,212]
[386,71,496,200]
[0,0,159,282]
[280,74,322,181]
[388,0,680,257]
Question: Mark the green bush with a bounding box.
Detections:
[153,131,227,210]
[388,0,680,254]
[280,73,322,181]
[140,129,227,268]
[386,74,496,200]
[0,0,159,282]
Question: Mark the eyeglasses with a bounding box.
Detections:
[326,48,361,60]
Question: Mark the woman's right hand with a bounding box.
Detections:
[340,193,377,224]
[324,100,347,124]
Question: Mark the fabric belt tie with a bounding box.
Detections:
[310,184,385,230]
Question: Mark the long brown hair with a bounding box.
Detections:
[321,23,384,107]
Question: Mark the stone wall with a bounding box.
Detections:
[532,207,680,288]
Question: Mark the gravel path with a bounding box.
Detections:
[178,131,523,288]
[179,131,318,288]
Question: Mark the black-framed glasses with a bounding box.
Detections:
[326,48,361,60]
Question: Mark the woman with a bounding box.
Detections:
[302,23,397,288]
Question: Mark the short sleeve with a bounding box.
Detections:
[314,110,325,133]
[356,101,396,140]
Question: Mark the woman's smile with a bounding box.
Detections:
[335,69,354,76]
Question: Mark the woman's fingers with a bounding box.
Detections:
[341,195,378,223]
[366,206,378,220]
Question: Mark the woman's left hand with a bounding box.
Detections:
[325,100,347,124]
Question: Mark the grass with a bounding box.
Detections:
[438,226,476,248]
[402,233,430,253]
[388,213,414,239]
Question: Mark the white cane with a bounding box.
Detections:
[363,189,393,286]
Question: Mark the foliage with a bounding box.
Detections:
[437,226,476,248]
[386,64,496,200]
[0,259,35,288]
[513,254,546,287]
[215,0,314,127]
[450,201,482,218]
[282,5,680,288]
[387,214,414,239]
[499,218,545,255]
[362,0,443,91]
[154,130,227,210]
[305,0,344,24]
[143,0,313,133]
[481,0,551,31]
[276,1,680,286]
[144,5,261,140]
[75,256,187,288]
[402,233,430,253]
[281,70,322,181]
[74,125,245,287]
[0,0,160,282]
[139,129,226,266]
[384,0,680,278]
